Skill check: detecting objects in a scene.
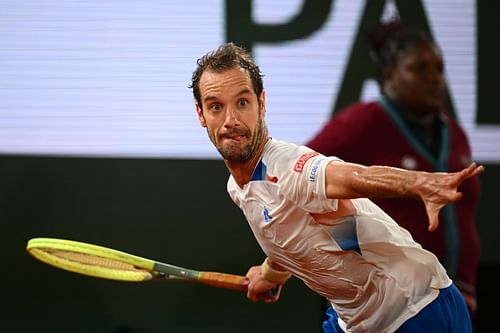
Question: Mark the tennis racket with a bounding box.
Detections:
[26,237,249,292]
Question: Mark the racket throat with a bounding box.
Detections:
[153,262,198,281]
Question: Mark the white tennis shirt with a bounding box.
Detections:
[227,139,451,333]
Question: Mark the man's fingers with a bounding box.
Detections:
[247,287,280,303]
[428,221,438,232]
[449,191,463,203]
[460,163,484,181]
[263,286,281,303]
[469,164,485,177]
[424,163,483,232]
[427,208,439,232]
[246,290,258,302]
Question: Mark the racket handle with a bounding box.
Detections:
[198,272,278,298]
[198,272,248,291]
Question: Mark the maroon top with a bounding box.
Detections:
[306,100,481,296]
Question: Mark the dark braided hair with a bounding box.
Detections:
[365,21,433,85]
[189,43,264,110]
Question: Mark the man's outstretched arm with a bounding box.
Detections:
[324,161,484,231]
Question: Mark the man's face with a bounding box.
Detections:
[195,67,266,162]
[384,43,445,114]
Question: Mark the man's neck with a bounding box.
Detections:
[225,137,270,188]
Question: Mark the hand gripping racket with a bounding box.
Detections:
[26,237,249,291]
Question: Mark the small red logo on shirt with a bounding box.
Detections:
[294,152,319,172]
[267,175,279,183]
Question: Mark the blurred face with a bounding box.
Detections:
[384,43,445,114]
[195,67,267,162]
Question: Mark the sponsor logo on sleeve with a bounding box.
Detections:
[308,158,324,182]
[294,152,319,172]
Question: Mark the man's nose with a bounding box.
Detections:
[223,107,240,127]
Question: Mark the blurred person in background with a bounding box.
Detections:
[306,21,481,318]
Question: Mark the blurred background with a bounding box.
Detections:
[1,0,498,332]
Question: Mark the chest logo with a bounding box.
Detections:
[266,175,279,183]
[263,207,273,223]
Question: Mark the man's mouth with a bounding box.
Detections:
[223,135,244,142]
[220,130,247,141]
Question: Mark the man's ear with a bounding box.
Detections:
[195,103,207,128]
[259,90,266,116]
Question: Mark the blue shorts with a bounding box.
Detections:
[322,284,472,333]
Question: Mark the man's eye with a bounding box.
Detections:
[238,99,248,107]
[211,104,222,111]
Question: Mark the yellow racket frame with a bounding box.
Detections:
[26,237,251,292]
[27,238,156,282]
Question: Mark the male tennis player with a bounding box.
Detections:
[189,43,483,333]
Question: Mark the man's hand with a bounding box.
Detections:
[418,163,484,231]
[326,161,484,232]
[245,265,282,303]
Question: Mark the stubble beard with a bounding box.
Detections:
[209,115,266,163]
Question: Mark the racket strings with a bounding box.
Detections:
[45,249,143,272]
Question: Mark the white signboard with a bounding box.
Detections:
[1,0,498,162]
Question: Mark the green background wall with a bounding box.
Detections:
[1,156,499,332]
[1,156,323,332]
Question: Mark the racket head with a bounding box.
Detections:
[26,238,155,282]
[27,237,252,292]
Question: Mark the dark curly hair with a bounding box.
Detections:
[189,43,264,110]
[365,21,434,85]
